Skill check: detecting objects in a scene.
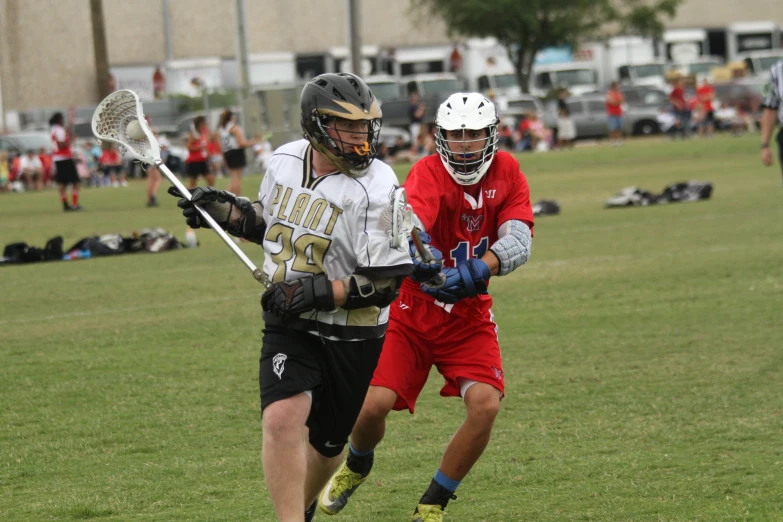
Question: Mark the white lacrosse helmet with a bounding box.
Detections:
[434,92,499,186]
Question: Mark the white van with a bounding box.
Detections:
[529,63,600,97]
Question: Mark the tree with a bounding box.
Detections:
[90,0,111,100]
[413,0,682,93]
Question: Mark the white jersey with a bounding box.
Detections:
[220,123,239,151]
[258,139,411,341]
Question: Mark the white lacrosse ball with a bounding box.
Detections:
[126,120,146,140]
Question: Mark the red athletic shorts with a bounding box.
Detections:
[371,287,504,413]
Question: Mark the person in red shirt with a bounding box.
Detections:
[321,92,534,521]
[99,142,125,187]
[38,148,53,188]
[669,77,690,138]
[49,112,82,211]
[696,78,716,138]
[185,115,214,190]
[606,81,625,146]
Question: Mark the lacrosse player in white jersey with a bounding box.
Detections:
[170,73,413,522]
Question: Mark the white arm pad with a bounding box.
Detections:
[489,220,532,276]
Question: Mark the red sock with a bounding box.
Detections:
[59,186,67,203]
[71,190,79,206]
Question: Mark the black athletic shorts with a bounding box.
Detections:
[102,165,121,176]
[259,325,384,457]
[223,149,247,170]
[54,159,79,185]
[185,160,209,177]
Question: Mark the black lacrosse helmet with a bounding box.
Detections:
[300,73,382,177]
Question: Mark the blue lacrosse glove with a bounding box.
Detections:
[408,231,443,283]
[421,258,491,304]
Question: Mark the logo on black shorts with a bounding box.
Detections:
[273,353,287,379]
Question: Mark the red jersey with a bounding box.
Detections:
[207,139,222,156]
[99,149,120,166]
[50,125,72,160]
[186,131,208,163]
[669,86,686,110]
[402,152,534,315]
[606,90,624,116]
[696,85,714,112]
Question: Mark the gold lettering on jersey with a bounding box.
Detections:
[288,193,312,226]
[271,184,283,209]
[264,223,295,283]
[302,198,328,231]
[324,204,344,235]
[276,187,293,220]
[292,234,331,273]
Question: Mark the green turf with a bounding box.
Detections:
[1,135,782,521]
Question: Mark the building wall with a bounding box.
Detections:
[0,0,781,112]
[668,0,782,29]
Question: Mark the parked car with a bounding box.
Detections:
[544,94,661,139]
[0,132,53,157]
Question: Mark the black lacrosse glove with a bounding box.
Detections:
[261,273,336,320]
[168,186,236,229]
[408,231,443,283]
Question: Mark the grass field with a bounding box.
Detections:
[1,135,782,522]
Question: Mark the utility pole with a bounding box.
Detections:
[346,0,361,75]
[90,0,111,100]
[162,0,173,61]
[234,0,264,161]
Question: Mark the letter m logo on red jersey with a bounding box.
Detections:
[461,214,484,232]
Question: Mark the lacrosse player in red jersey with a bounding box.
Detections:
[170,73,413,522]
[321,92,534,522]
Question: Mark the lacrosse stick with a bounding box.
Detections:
[91,90,270,288]
[384,187,446,286]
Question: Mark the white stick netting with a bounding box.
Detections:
[92,90,154,160]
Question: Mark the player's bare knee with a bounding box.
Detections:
[361,386,397,420]
[465,385,501,423]
[262,397,309,438]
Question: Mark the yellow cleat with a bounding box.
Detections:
[411,503,447,522]
[318,461,368,515]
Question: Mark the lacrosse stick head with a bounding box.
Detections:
[92,90,160,165]
[378,187,414,250]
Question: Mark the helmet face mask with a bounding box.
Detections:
[300,73,382,177]
[434,93,499,186]
[310,114,381,174]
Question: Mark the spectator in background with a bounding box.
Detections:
[498,123,514,150]
[696,78,715,138]
[557,107,576,149]
[207,132,225,180]
[185,115,213,190]
[39,147,53,188]
[219,109,259,197]
[449,46,463,75]
[50,112,82,211]
[556,88,575,148]
[146,124,163,207]
[669,77,690,139]
[0,151,10,193]
[82,141,101,187]
[527,112,551,151]
[100,142,125,188]
[606,82,625,146]
[19,149,43,190]
[408,92,426,147]
[252,132,274,171]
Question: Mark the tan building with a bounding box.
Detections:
[0,0,781,116]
